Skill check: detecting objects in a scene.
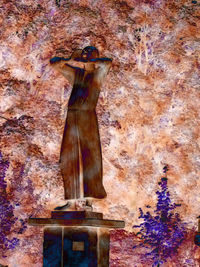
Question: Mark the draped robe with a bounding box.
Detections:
[60,64,108,200]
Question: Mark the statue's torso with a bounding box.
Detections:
[68,68,101,110]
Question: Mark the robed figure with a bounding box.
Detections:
[50,46,112,209]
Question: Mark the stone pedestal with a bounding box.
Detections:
[28,211,125,267]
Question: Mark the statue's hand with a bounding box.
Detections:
[89,57,112,62]
[50,57,62,64]
[50,56,71,64]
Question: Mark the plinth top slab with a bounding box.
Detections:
[51,211,103,220]
[28,211,125,228]
[28,218,125,228]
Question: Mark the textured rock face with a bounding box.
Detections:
[0,0,200,266]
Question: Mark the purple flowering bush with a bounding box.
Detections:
[0,152,27,258]
[133,166,187,266]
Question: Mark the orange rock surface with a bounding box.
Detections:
[0,0,200,266]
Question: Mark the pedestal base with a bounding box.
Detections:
[43,226,109,267]
[28,211,125,267]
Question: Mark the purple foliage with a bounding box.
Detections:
[0,152,20,257]
[133,167,187,266]
[0,153,28,257]
[10,163,28,234]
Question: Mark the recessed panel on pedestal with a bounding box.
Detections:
[63,227,97,267]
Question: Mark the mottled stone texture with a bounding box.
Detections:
[0,0,200,266]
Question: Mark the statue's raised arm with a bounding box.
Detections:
[92,57,112,86]
[50,49,84,85]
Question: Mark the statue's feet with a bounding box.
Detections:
[86,199,93,211]
[75,199,93,211]
[54,201,76,211]
[54,199,93,211]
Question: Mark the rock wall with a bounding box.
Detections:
[0,0,200,266]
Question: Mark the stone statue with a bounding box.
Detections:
[50,46,112,211]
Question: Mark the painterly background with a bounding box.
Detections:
[0,0,200,266]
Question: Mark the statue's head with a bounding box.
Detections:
[81,46,99,61]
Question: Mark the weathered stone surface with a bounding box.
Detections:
[0,0,200,266]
